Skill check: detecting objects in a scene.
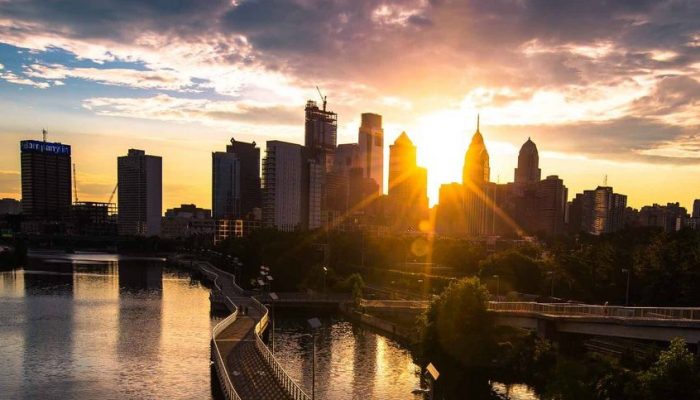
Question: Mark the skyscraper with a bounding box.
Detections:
[117,149,162,236]
[212,138,261,219]
[358,113,384,195]
[262,141,322,231]
[514,138,541,185]
[568,186,626,235]
[304,100,337,172]
[462,116,490,186]
[462,116,491,236]
[388,132,428,231]
[436,183,466,236]
[693,199,700,218]
[20,139,72,221]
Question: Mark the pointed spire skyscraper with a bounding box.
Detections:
[462,115,490,186]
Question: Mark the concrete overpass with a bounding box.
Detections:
[359,300,700,344]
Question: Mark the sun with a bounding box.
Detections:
[385,110,518,206]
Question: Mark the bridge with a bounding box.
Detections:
[359,300,700,344]
[177,258,310,400]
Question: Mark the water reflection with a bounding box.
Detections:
[0,253,217,400]
[273,313,424,400]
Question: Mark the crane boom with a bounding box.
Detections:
[73,163,79,203]
[316,86,327,111]
[108,183,118,204]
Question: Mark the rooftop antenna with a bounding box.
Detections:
[316,86,327,111]
[42,129,48,142]
[73,163,79,204]
[477,114,480,132]
[603,174,608,186]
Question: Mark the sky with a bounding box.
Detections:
[0,0,699,211]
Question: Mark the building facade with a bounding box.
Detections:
[462,117,492,236]
[304,100,337,172]
[387,132,428,231]
[161,204,215,240]
[117,149,162,236]
[212,138,261,219]
[568,186,626,235]
[20,139,72,222]
[358,113,384,195]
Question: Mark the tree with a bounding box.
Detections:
[419,277,496,367]
[639,338,700,399]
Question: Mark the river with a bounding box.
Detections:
[0,253,537,399]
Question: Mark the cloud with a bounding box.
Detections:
[82,94,301,126]
[1,0,700,164]
[24,64,198,91]
[0,64,51,88]
[0,170,20,194]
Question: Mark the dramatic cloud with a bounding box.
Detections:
[1,0,700,163]
[23,64,198,91]
[82,94,301,126]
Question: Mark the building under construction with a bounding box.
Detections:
[70,201,118,236]
[304,99,337,172]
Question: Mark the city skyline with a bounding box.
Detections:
[3,114,699,212]
[1,1,700,210]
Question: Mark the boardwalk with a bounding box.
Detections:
[193,261,309,400]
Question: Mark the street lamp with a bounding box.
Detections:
[622,268,631,306]
[492,275,500,300]
[322,266,328,296]
[307,317,322,400]
[269,292,279,354]
[546,271,555,298]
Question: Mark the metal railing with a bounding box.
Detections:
[251,296,311,400]
[201,259,309,400]
[208,266,243,400]
[488,302,700,321]
[358,299,430,309]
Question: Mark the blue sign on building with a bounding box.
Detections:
[20,140,71,156]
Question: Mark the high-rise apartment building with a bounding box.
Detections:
[212,138,261,219]
[358,113,384,195]
[20,139,72,221]
[568,186,626,235]
[637,202,689,232]
[117,149,162,236]
[263,141,322,231]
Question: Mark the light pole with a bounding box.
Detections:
[269,292,278,354]
[322,266,328,296]
[493,275,500,300]
[307,318,322,400]
[622,268,631,306]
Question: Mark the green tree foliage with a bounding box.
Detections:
[419,277,496,367]
[479,248,543,295]
[639,338,700,399]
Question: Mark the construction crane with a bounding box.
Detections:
[107,183,118,204]
[73,163,79,204]
[316,86,327,111]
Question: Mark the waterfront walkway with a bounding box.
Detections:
[185,259,308,400]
